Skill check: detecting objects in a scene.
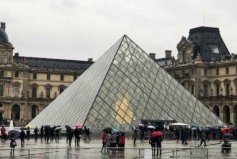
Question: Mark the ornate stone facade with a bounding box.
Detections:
[163,27,237,126]
[0,22,93,126]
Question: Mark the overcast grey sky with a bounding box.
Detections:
[0,0,236,61]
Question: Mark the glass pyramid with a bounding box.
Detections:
[29,35,225,131]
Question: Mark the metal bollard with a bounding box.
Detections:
[139,148,141,156]
[67,148,70,159]
[28,149,30,159]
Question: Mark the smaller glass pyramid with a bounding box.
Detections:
[29,35,225,132]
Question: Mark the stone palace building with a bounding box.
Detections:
[0,22,93,126]
[1,21,237,126]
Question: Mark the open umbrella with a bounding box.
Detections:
[8,130,20,139]
[103,127,112,133]
[151,131,163,137]
[221,128,231,134]
[55,127,62,130]
[169,122,189,126]
[65,125,71,130]
[74,124,82,128]
[112,128,119,133]
[148,125,155,129]
[203,127,210,131]
[139,123,144,128]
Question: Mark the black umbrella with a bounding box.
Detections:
[8,130,20,139]
[103,127,112,133]
[65,125,71,130]
[20,127,28,130]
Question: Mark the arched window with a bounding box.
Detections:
[11,104,20,120]
[15,71,19,78]
[32,105,39,119]
[213,105,220,117]
[223,105,230,124]
[59,85,65,94]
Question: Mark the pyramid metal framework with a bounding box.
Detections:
[29,35,225,131]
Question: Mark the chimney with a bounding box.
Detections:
[165,50,172,58]
[15,53,19,57]
[1,22,6,31]
[149,53,156,60]
[88,58,93,62]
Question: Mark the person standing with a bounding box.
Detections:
[149,135,156,155]
[20,129,26,148]
[34,127,39,141]
[10,138,17,155]
[26,127,30,140]
[74,128,81,146]
[118,133,125,152]
[101,131,107,152]
[40,126,44,141]
[68,129,74,147]
[155,136,162,156]
[0,126,7,141]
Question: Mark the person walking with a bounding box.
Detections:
[133,129,138,145]
[199,131,207,147]
[20,129,26,148]
[34,127,39,141]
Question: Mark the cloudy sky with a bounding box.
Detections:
[0,0,236,61]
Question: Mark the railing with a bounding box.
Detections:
[0,146,236,159]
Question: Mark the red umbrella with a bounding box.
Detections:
[74,124,82,128]
[151,131,163,137]
[221,128,231,134]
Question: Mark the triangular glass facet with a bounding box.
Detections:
[29,35,225,131]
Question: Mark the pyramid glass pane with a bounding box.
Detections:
[29,35,225,131]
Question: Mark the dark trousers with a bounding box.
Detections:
[199,139,206,146]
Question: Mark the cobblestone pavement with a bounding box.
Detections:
[0,138,236,158]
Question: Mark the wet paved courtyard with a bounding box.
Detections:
[1,138,237,158]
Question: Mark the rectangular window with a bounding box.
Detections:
[13,86,19,97]
[216,68,219,75]
[47,74,51,80]
[60,75,64,81]
[0,85,3,96]
[226,84,230,97]
[0,71,4,77]
[216,84,220,96]
[191,85,195,95]
[46,87,50,99]
[204,69,207,76]
[226,67,229,74]
[203,84,208,97]
[73,75,77,81]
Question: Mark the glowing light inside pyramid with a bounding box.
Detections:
[115,95,133,125]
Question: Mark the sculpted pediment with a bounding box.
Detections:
[177,36,193,51]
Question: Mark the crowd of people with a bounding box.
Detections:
[101,130,126,154]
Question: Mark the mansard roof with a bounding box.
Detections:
[188,26,230,62]
[14,55,93,70]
